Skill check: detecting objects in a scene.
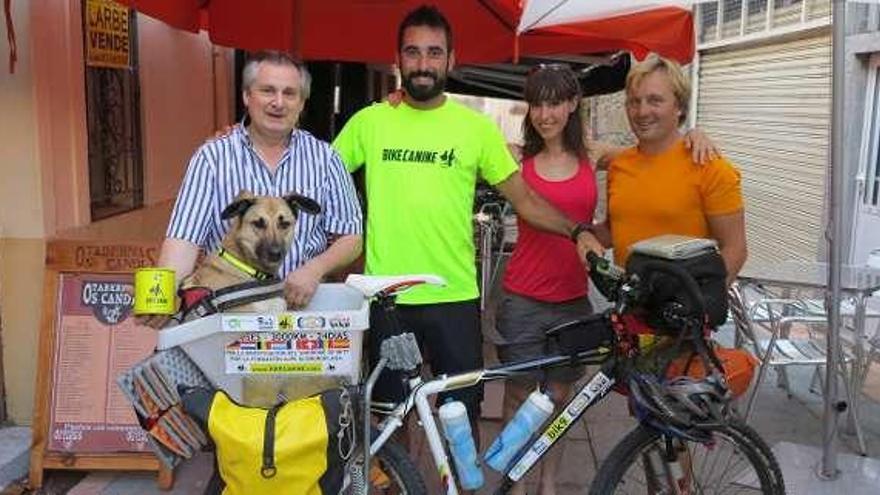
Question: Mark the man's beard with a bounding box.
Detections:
[403,71,446,102]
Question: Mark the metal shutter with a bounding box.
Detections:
[697,31,831,264]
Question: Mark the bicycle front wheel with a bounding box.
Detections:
[589,420,784,494]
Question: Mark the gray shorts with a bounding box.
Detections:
[494,290,594,384]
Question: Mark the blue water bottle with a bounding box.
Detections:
[484,389,554,472]
[438,400,484,490]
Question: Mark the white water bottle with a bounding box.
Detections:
[484,389,554,472]
[438,400,484,490]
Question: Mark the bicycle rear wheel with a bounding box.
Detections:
[345,438,427,495]
[589,420,784,494]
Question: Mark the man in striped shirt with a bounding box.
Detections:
[158,51,362,309]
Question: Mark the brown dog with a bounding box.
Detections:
[181,191,346,405]
[181,191,354,407]
[180,190,321,313]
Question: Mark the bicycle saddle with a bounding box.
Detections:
[344,274,446,298]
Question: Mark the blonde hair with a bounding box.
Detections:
[626,54,690,125]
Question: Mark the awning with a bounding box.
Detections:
[116,0,694,64]
[447,53,631,100]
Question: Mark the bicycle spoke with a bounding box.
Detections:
[596,426,776,494]
[345,435,425,495]
[690,438,763,493]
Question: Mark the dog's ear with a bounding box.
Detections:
[232,190,256,203]
[221,197,256,220]
[221,190,257,220]
[283,193,322,216]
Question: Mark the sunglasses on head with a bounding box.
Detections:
[527,63,572,76]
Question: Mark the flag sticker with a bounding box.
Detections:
[224,331,357,375]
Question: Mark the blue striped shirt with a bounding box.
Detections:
[166,125,363,277]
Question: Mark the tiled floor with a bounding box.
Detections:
[0,427,30,492]
[767,441,880,494]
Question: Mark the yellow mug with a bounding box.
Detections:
[134,268,176,315]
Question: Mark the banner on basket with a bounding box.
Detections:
[224,331,354,375]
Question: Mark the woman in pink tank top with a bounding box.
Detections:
[494,64,599,495]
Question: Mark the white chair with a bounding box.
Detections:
[793,295,880,387]
[728,282,867,454]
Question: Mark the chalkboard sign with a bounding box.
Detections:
[29,240,172,489]
[48,273,155,452]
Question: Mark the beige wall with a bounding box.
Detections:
[139,15,235,205]
[0,240,46,425]
[0,1,233,425]
[0,0,48,426]
[1,0,44,240]
[32,0,90,236]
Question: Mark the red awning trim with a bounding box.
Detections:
[112,1,694,65]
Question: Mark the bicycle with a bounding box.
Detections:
[347,249,785,494]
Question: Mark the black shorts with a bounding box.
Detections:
[495,291,594,384]
[367,299,483,418]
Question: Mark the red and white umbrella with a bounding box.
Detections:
[517,0,710,31]
[117,0,696,63]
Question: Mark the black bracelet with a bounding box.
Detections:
[569,222,593,242]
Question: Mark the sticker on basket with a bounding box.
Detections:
[272,313,354,331]
[329,315,352,329]
[297,316,326,330]
[224,331,355,375]
[221,315,277,332]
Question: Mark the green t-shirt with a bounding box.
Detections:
[333,98,518,304]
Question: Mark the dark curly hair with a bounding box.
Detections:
[398,5,453,53]
[522,65,586,160]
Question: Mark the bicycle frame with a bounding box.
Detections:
[369,345,618,495]
[358,251,723,494]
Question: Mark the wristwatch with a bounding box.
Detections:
[569,222,593,242]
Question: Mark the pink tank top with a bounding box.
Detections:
[502,156,598,302]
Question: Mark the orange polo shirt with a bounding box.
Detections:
[608,139,744,266]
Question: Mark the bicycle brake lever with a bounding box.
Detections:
[380,333,423,371]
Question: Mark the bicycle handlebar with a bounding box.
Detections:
[585,251,707,323]
[635,259,706,318]
[585,251,625,302]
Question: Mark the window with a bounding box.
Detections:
[851,3,880,35]
[859,54,880,210]
[698,0,831,44]
[748,0,766,16]
[82,1,144,221]
[699,1,719,41]
[722,0,743,37]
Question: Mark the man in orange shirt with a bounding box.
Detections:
[593,55,747,283]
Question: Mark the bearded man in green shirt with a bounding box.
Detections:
[333,5,602,426]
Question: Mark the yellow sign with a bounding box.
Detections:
[85,0,130,69]
[133,268,175,315]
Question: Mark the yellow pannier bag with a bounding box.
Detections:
[191,388,351,495]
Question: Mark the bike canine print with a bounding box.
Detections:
[381,147,459,168]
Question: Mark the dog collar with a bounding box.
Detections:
[217,248,275,281]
